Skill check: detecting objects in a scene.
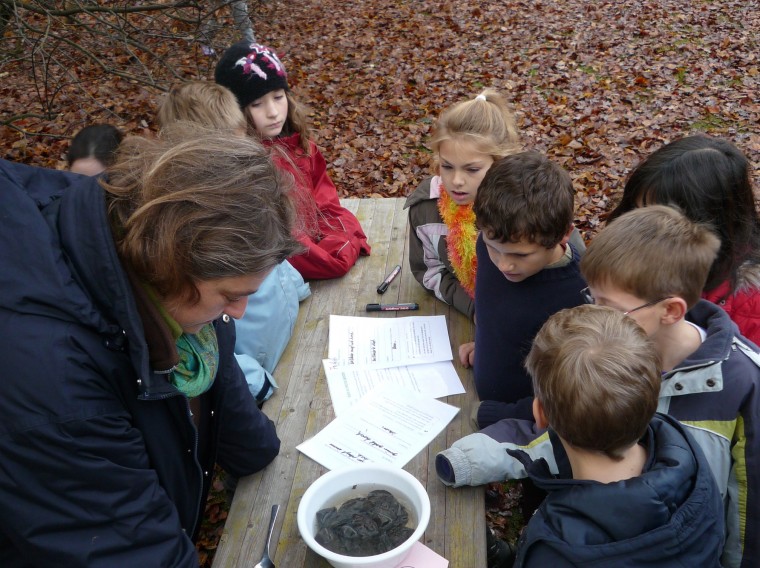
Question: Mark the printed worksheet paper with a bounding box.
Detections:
[323,359,465,416]
[297,386,459,470]
[327,315,453,369]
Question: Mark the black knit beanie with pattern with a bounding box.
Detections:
[214,41,289,109]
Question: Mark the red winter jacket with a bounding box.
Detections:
[703,273,760,346]
[266,133,370,280]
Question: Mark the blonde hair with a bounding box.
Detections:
[244,90,312,153]
[430,89,520,161]
[582,205,721,308]
[526,305,661,460]
[157,81,247,132]
[103,124,301,303]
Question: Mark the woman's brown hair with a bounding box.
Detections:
[102,124,302,303]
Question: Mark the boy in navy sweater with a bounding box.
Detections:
[463,151,586,428]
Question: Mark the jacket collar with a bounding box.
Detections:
[265,131,302,151]
[56,175,179,399]
[679,300,737,368]
[655,300,736,399]
[528,414,700,540]
[124,267,179,375]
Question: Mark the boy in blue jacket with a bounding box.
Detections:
[437,206,760,567]
[513,304,724,567]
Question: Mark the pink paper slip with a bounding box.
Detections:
[394,541,449,567]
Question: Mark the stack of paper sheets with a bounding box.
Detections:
[297,315,463,470]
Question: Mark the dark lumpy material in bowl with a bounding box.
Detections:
[314,489,415,557]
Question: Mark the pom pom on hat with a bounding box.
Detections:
[215,41,289,109]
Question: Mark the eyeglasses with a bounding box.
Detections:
[580,287,672,316]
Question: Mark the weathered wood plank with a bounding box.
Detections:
[213,198,485,568]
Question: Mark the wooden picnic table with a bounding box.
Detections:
[212,197,486,568]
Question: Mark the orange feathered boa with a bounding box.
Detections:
[438,186,478,298]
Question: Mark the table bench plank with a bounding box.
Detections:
[213,198,485,568]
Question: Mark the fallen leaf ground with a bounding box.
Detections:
[4,0,759,565]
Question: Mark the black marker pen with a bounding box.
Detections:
[366,303,419,312]
[376,264,401,294]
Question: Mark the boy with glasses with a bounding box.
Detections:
[437,205,760,568]
[580,287,671,315]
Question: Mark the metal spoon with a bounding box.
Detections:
[253,504,280,568]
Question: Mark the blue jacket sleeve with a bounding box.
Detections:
[233,261,310,401]
[216,329,281,477]
[234,353,276,401]
[476,396,536,428]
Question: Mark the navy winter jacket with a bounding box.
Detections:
[0,160,280,567]
[513,413,725,567]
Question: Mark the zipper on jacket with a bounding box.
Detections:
[185,396,204,537]
[137,387,204,534]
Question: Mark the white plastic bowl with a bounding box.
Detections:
[297,464,431,568]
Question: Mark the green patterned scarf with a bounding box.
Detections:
[172,323,219,398]
[143,283,220,398]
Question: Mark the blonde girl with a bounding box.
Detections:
[404,90,520,318]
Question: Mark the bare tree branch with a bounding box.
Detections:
[0,0,199,18]
[4,122,71,139]
[1,0,261,140]
[1,112,52,125]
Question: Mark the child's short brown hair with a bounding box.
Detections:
[581,205,721,308]
[526,304,661,460]
[157,81,247,132]
[473,151,574,248]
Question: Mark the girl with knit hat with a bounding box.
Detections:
[215,41,370,280]
[404,90,521,320]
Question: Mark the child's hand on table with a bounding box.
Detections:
[459,341,475,368]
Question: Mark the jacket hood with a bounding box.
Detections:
[0,162,109,329]
[517,413,724,566]
[680,299,738,368]
[737,260,760,292]
[0,159,153,386]
[403,175,435,209]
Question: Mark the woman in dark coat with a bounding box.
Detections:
[0,126,301,567]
